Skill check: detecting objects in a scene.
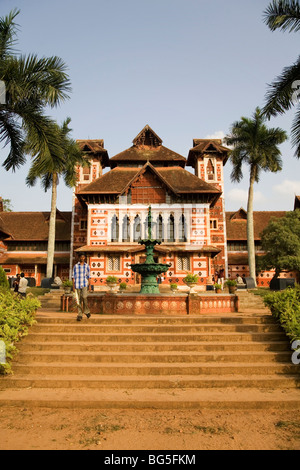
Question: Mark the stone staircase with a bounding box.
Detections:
[37,289,64,310]
[237,290,268,311]
[0,313,300,409]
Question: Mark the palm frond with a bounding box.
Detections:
[291,105,300,157]
[263,0,300,32]
[0,8,20,59]
[262,56,300,118]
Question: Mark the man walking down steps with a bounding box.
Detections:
[72,254,91,321]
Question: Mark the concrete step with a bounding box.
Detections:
[1,312,299,410]
[9,362,299,376]
[1,388,300,410]
[2,375,300,390]
[13,350,292,364]
[19,340,291,353]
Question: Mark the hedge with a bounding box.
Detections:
[0,289,40,374]
[263,285,300,343]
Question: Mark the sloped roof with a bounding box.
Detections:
[76,139,110,167]
[109,125,186,168]
[226,210,286,240]
[187,139,230,167]
[78,163,221,197]
[0,210,72,241]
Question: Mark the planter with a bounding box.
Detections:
[171,287,178,294]
[64,287,72,294]
[215,288,222,294]
[184,282,198,293]
[228,286,237,294]
[106,282,119,293]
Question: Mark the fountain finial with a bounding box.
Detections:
[147,205,152,239]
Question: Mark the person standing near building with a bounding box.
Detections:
[72,254,91,321]
[18,273,28,298]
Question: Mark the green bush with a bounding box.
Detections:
[264,285,300,343]
[0,267,9,290]
[0,291,40,374]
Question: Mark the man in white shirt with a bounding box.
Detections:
[18,272,28,298]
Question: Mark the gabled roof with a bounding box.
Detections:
[187,138,230,167]
[78,162,221,199]
[0,210,72,241]
[76,139,110,168]
[226,210,286,241]
[109,125,186,168]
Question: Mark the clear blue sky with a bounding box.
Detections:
[0,0,299,212]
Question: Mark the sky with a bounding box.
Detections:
[0,0,300,213]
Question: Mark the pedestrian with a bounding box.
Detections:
[13,273,21,294]
[18,272,28,298]
[72,254,91,321]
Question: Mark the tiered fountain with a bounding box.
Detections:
[130,206,171,293]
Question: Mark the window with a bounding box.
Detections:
[82,166,90,181]
[207,159,215,180]
[177,256,190,271]
[107,255,120,272]
[156,215,163,241]
[178,214,187,242]
[133,215,141,242]
[210,219,218,230]
[111,215,119,242]
[122,215,130,242]
[167,214,175,242]
[80,219,87,231]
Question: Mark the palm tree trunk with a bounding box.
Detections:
[247,169,257,286]
[46,172,57,278]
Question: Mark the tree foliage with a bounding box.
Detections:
[258,210,300,277]
[0,9,71,171]
[263,0,300,157]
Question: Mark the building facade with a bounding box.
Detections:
[71,125,230,290]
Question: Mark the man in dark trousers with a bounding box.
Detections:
[72,254,91,321]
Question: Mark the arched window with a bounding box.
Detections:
[207,159,215,180]
[133,215,141,242]
[167,214,175,242]
[156,214,163,241]
[178,214,187,242]
[122,215,130,242]
[111,215,119,242]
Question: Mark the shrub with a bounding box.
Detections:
[225,279,237,286]
[62,279,73,287]
[119,282,127,289]
[0,291,40,374]
[183,273,199,283]
[106,276,118,284]
[264,285,300,343]
[170,283,178,289]
[0,267,9,290]
[214,283,222,290]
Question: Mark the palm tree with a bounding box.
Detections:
[26,118,87,278]
[224,107,287,285]
[0,9,71,170]
[263,0,300,157]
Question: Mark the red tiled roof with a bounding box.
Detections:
[109,145,186,167]
[0,253,70,264]
[187,139,230,167]
[226,209,287,240]
[79,163,221,197]
[0,211,71,241]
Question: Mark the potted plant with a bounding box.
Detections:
[214,283,222,293]
[183,273,199,293]
[170,283,178,293]
[225,279,237,294]
[62,279,73,293]
[119,282,127,293]
[106,276,119,293]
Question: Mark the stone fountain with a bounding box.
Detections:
[130,206,171,293]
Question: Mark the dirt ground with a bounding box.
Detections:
[0,406,300,450]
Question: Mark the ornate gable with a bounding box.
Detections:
[132,125,163,148]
